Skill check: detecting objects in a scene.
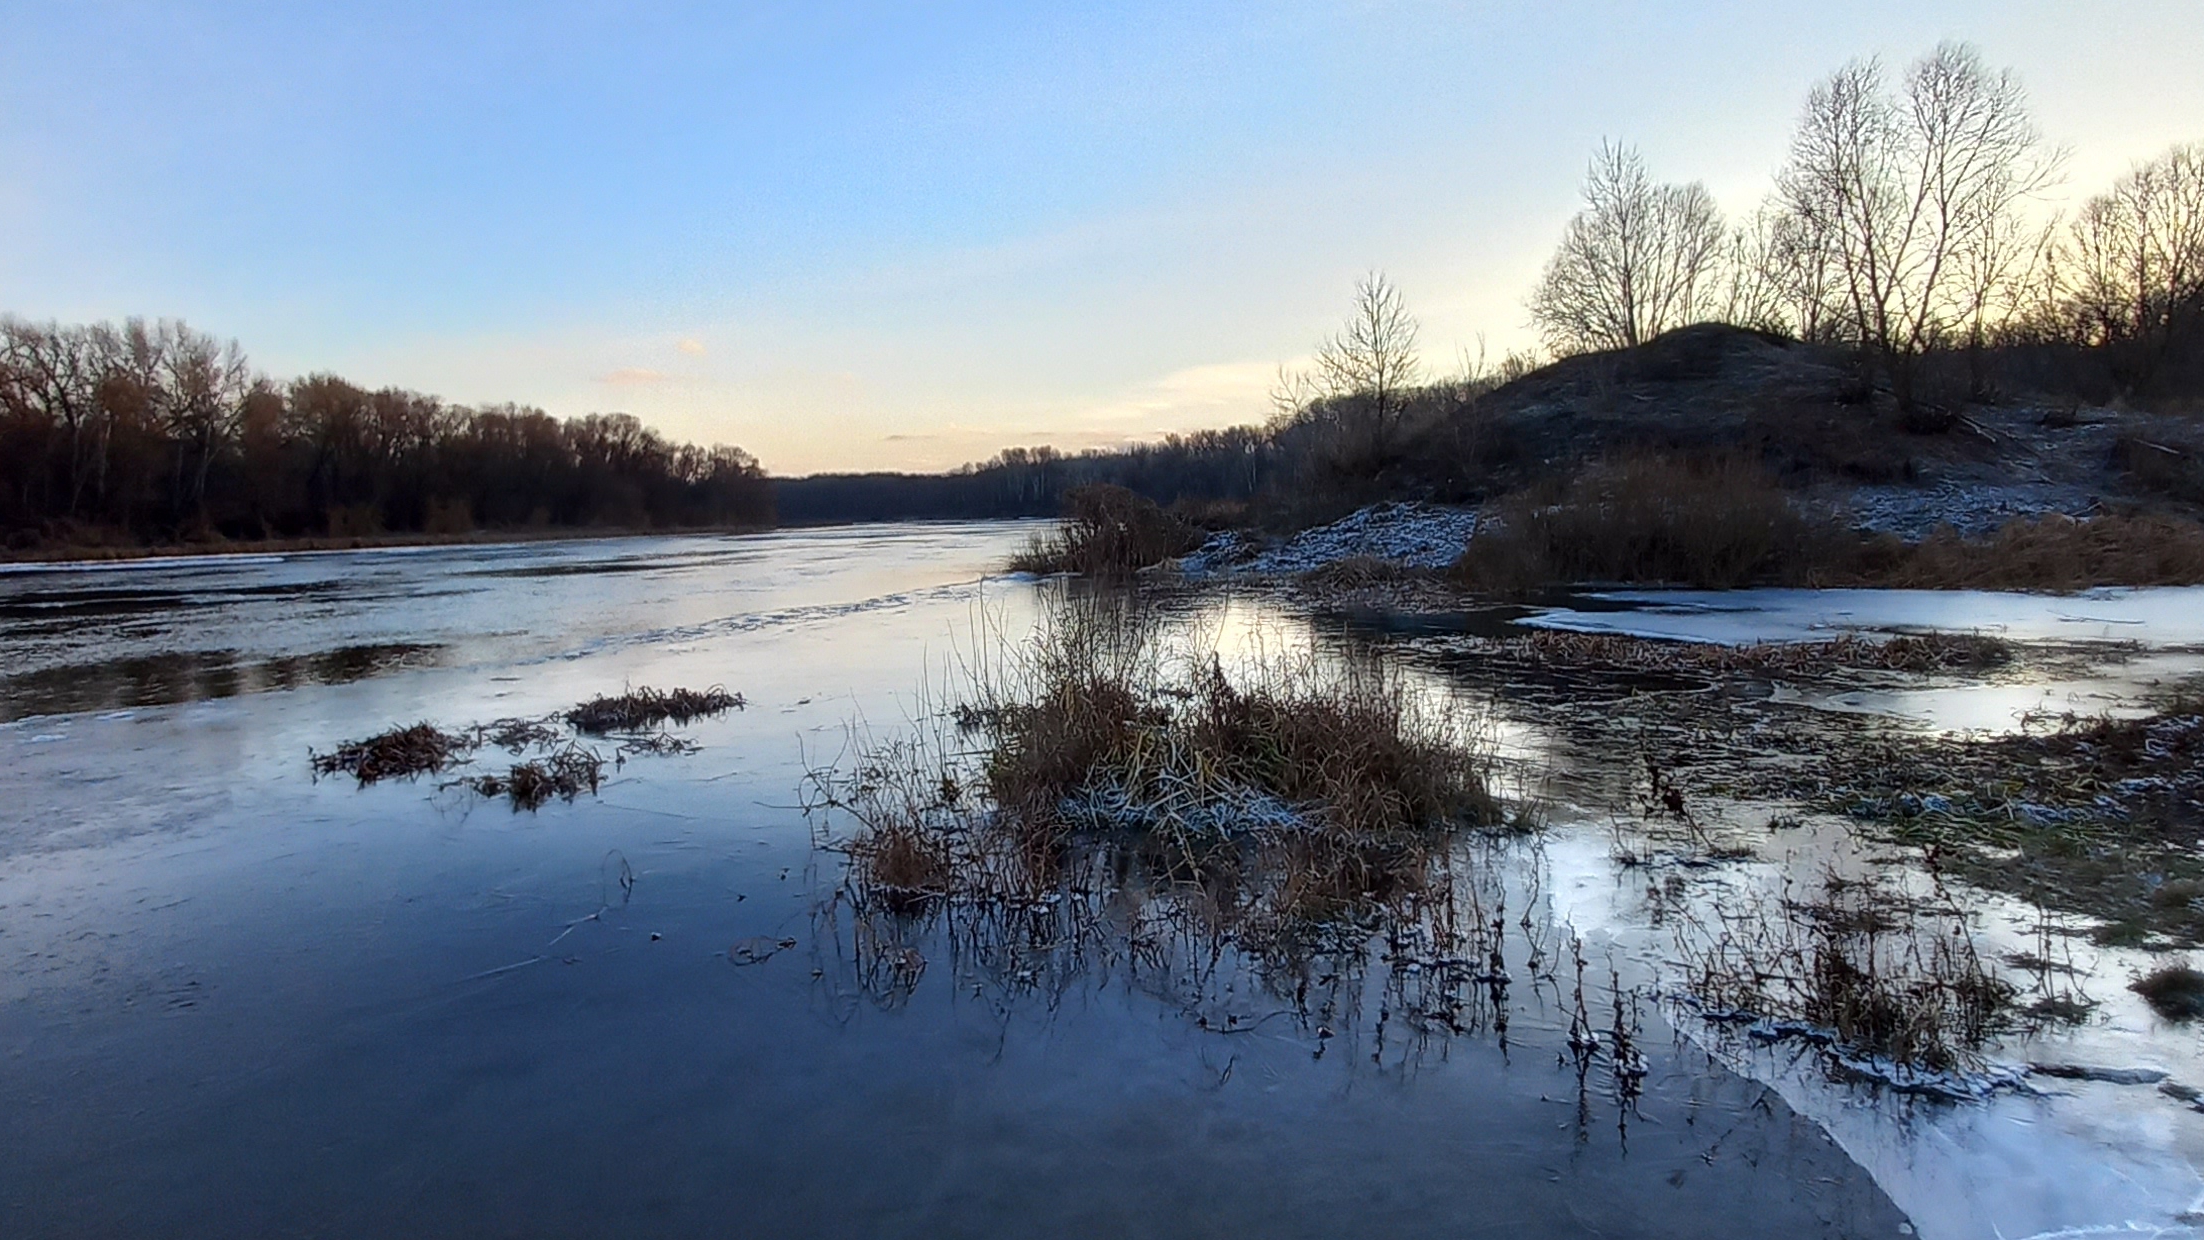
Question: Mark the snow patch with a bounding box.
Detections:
[1180,503,1479,576]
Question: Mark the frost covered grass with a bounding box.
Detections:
[812,594,1501,941]
[1818,696,2204,944]
[1447,452,2204,594]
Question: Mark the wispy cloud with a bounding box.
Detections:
[1065,359,1281,428]
[676,338,706,356]
[599,366,668,385]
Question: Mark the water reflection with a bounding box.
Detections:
[0,642,445,720]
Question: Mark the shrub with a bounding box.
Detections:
[1007,484,1203,577]
[1450,451,2204,593]
[1455,454,1822,591]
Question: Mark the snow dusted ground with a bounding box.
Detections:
[1178,502,1478,576]
[1839,480,2105,539]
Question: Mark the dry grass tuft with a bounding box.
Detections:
[2133,964,2204,1021]
[851,822,954,911]
[316,683,733,809]
[566,686,742,734]
[812,595,1499,946]
[468,744,606,810]
[311,723,471,785]
[1677,870,2020,1078]
[1006,484,1204,577]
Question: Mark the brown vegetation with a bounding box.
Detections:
[1449,449,2204,592]
[1677,871,2021,1078]
[468,745,607,811]
[566,686,743,735]
[2133,965,2204,1021]
[310,723,471,785]
[1487,629,2010,676]
[1006,484,1203,577]
[1454,454,1826,591]
[1772,698,2204,945]
[814,596,1499,951]
[1844,513,2204,590]
[312,683,734,809]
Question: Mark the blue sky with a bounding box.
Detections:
[4,2,2200,472]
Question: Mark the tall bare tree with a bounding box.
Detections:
[1312,272,1423,456]
[0,320,104,517]
[158,323,251,516]
[1529,141,1727,355]
[1776,43,2060,422]
[2059,143,2204,389]
[1723,201,1844,340]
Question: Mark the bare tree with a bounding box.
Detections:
[0,320,104,517]
[1776,43,2061,423]
[157,322,251,517]
[1311,272,1423,457]
[1723,201,1843,340]
[1529,141,1727,355]
[2059,143,2204,389]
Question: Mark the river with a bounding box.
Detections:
[3,523,2197,1238]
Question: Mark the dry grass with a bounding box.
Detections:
[1677,870,2020,1079]
[468,744,606,810]
[314,683,732,809]
[310,723,471,785]
[1006,484,1204,577]
[566,686,742,734]
[1835,513,2204,590]
[1829,700,2204,945]
[972,603,1496,845]
[812,595,1500,952]
[1455,454,1826,592]
[1493,629,2010,677]
[2133,964,2204,1020]
[1450,450,2204,594]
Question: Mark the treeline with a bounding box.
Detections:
[774,431,1279,525]
[0,317,771,549]
[1526,44,2204,419]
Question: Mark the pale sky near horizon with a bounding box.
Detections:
[4,3,2200,474]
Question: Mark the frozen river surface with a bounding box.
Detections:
[0,526,2192,1238]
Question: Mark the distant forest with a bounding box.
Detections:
[774,434,1277,525]
[0,317,773,550]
